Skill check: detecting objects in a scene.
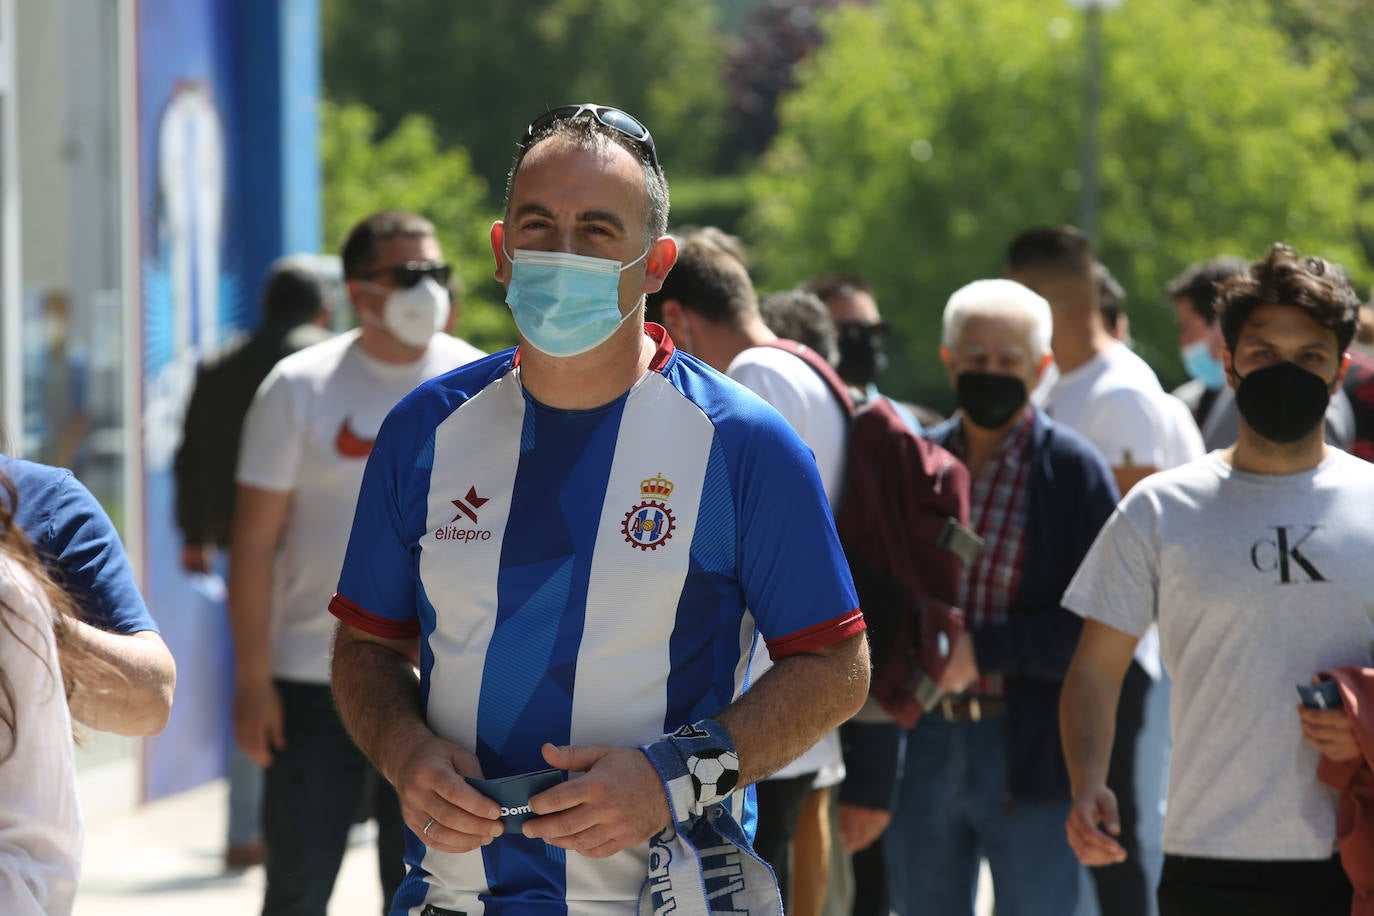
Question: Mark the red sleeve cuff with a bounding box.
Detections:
[765,608,866,661]
[329,593,421,641]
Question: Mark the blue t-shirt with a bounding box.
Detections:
[3,456,158,635]
[330,327,862,914]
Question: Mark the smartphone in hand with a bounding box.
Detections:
[1296,679,1342,710]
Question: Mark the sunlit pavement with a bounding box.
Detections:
[75,779,384,915]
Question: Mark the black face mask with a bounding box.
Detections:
[1233,361,1333,444]
[957,371,1028,430]
[836,323,888,387]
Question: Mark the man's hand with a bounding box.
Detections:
[937,632,978,693]
[522,742,671,859]
[1065,783,1128,866]
[837,803,890,853]
[180,544,215,574]
[387,732,502,854]
[1299,706,1361,763]
[233,679,284,767]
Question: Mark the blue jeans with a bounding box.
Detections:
[886,715,1080,916]
[262,681,405,916]
[227,745,264,845]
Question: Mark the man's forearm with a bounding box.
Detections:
[64,626,175,736]
[1059,663,1120,793]
[331,628,429,783]
[227,544,275,682]
[717,632,869,786]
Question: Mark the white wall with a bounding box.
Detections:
[14,0,68,290]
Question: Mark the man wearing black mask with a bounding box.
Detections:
[884,279,1119,915]
[802,274,939,429]
[1061,244,1368,915]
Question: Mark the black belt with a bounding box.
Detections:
[935,695,1005,722]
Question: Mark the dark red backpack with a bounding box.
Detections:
[764,341,979,727]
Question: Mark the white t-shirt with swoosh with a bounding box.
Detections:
[238,329,483,683]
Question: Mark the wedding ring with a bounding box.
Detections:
[422,816,436,836]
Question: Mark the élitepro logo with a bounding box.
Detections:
[450,486,489,523]
[435,486,493,542]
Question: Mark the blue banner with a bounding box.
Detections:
[137,0,247,800]
[136,0,319,801]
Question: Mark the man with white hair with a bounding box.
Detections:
[885,279,1119,916]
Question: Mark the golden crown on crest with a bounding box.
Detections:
[640,472,674,500]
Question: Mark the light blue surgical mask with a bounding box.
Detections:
[1180,340,1226,390]
[504,246,649,357]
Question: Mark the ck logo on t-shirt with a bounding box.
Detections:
[1250,525,1326,584]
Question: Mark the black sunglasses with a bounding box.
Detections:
[520,104,660,173]
[362,261,452,289]
[837,320,888,340]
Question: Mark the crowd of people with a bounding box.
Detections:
[2,101,1372,916]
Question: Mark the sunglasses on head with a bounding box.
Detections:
[361,261,452,289]
[520,104,660,173]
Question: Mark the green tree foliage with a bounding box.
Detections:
[321,0,729,191]
[321,101,516,351]
[1267,0,1374,264]
[748,0,1373,402]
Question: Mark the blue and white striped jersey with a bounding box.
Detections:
[331,326,863,915]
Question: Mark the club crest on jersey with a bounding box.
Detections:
[622,473,676,551]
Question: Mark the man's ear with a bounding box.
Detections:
[940,346,958,389]
[660,299,701,353]
[641,236,678,295]
[1031,351,1054,386]
[659,299,685,335]
[1335,351,1353,389]
[346,280,380,327]
[1222,347,1237,390]
[490,221,509,284]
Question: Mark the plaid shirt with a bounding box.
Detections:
[947,412,1034,697]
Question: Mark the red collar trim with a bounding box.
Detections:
[644,322,676,372]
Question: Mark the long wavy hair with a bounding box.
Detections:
[0,468,96,762]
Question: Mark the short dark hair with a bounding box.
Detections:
[644,227,754,326]
[1216,243,1361,353]
[1005,225,1094,277]
[759,290,839,364]
[1165,256,1249,325]
[799,273,872,308]
[340,210,436,280]
[1095,261,1125,331]
[262,262,327,326]
[504,114,669,242]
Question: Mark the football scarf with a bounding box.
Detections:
[640,719,782,915]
